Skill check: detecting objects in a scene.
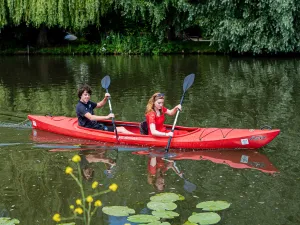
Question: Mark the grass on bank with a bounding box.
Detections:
[0,34,218,55]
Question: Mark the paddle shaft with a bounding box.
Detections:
[165,93,185,151]
[105,88,119,142]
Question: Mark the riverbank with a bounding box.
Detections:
[0,40,218,55]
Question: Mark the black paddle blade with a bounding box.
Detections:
[101,75,111,89]
[183,73,195,92]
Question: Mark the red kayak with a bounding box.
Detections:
[27,115,280,150]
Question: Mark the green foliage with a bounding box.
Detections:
[1,0,300,53]
[102,206,135,216]
[196,201,231,211]
[188,212,221,225]
[127,214,160,223]
[200,0,300,53]
[147,201,177,211]
[150,192,180,202]
[0,217,20,225]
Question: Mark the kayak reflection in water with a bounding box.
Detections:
[145,92,187,137]
[79,150,117,180]
[147,156,183,191]
[76,84,133,134]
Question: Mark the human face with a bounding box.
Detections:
[80,90,91,104]
[154,98,164,110]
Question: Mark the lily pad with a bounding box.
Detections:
[127,214,159,223]
[183,221,197,225]
[58,223,75,225]
[188,212,221,225]
[150,193,180,202]
[196,201,231,211]
[152,210,179,219]
[142,222,171,225]
[178,194,185,201]
[147,201,177,211]
[0,217,20,225]
[102,206,135,216]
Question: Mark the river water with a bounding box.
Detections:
[0,55,299,224]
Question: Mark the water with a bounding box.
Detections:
[0,55,299,224]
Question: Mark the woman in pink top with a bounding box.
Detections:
[145,92,182,137]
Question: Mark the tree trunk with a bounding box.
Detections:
[37,25,48,47]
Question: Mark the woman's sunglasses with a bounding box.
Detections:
[156,93,165,98]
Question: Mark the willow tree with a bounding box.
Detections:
[198,0,300,54]
[115,0,199,41]
[0,0,113,46]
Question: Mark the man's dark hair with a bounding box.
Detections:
[77,84,92,99]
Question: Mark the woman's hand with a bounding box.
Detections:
[175,104,182,111]
[165,132,173,137]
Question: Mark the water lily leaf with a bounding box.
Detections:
[188,212,221,224]
[178,194,185,201]
[127,214,159,223]
[150,193,180,202]
[147,201,177,211]
[183,221,197,225]
[196,201,231,211]
[152,210,179,219]
[58,223,75,225]
[102,206,135,216]
[140,222,171,225]
[0,217,20,225]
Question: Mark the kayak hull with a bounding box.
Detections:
[27,115,280,150]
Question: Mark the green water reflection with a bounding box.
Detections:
[0,55,300,224]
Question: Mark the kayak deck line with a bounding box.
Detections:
[27,115,280,150]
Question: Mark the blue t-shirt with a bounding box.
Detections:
[76,100,98,128]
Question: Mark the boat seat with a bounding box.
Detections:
[139,120,148,135]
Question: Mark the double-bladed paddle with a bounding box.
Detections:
[165,73,195,152]
[101,75,119,142]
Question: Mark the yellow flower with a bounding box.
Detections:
[94,200,102,207]
[72,155,81,163]
[52,213,61,222]
[76,199,82,205]
[86,195,93,203]
[65,166,73,174]
[69,205,74,210]
[92,181,99,189]
[124,223,131,225]
[74,207,83,215]
[109,183,118,192]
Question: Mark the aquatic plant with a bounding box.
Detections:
[52,154,119,225]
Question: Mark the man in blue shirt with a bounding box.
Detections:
[76,84,133,134]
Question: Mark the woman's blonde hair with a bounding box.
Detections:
[145,92,165,115]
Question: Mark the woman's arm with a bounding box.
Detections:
[165,104,182,116]
[149,123,173,137]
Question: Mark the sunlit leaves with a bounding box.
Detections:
[147,201,177,211]
[127,214,160,223]
[102,206,135,216]
[152,210,179,219]
[0,217,20,225]
[150,192,180,202]
[188,212,221,225]
[196,201,231,211]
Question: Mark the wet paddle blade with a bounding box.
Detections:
[184,179,196,193]
[183,73,195,93]
[101,75,111,89]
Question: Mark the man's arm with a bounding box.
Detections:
[96,93,110,108]
[84,112,114,121]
